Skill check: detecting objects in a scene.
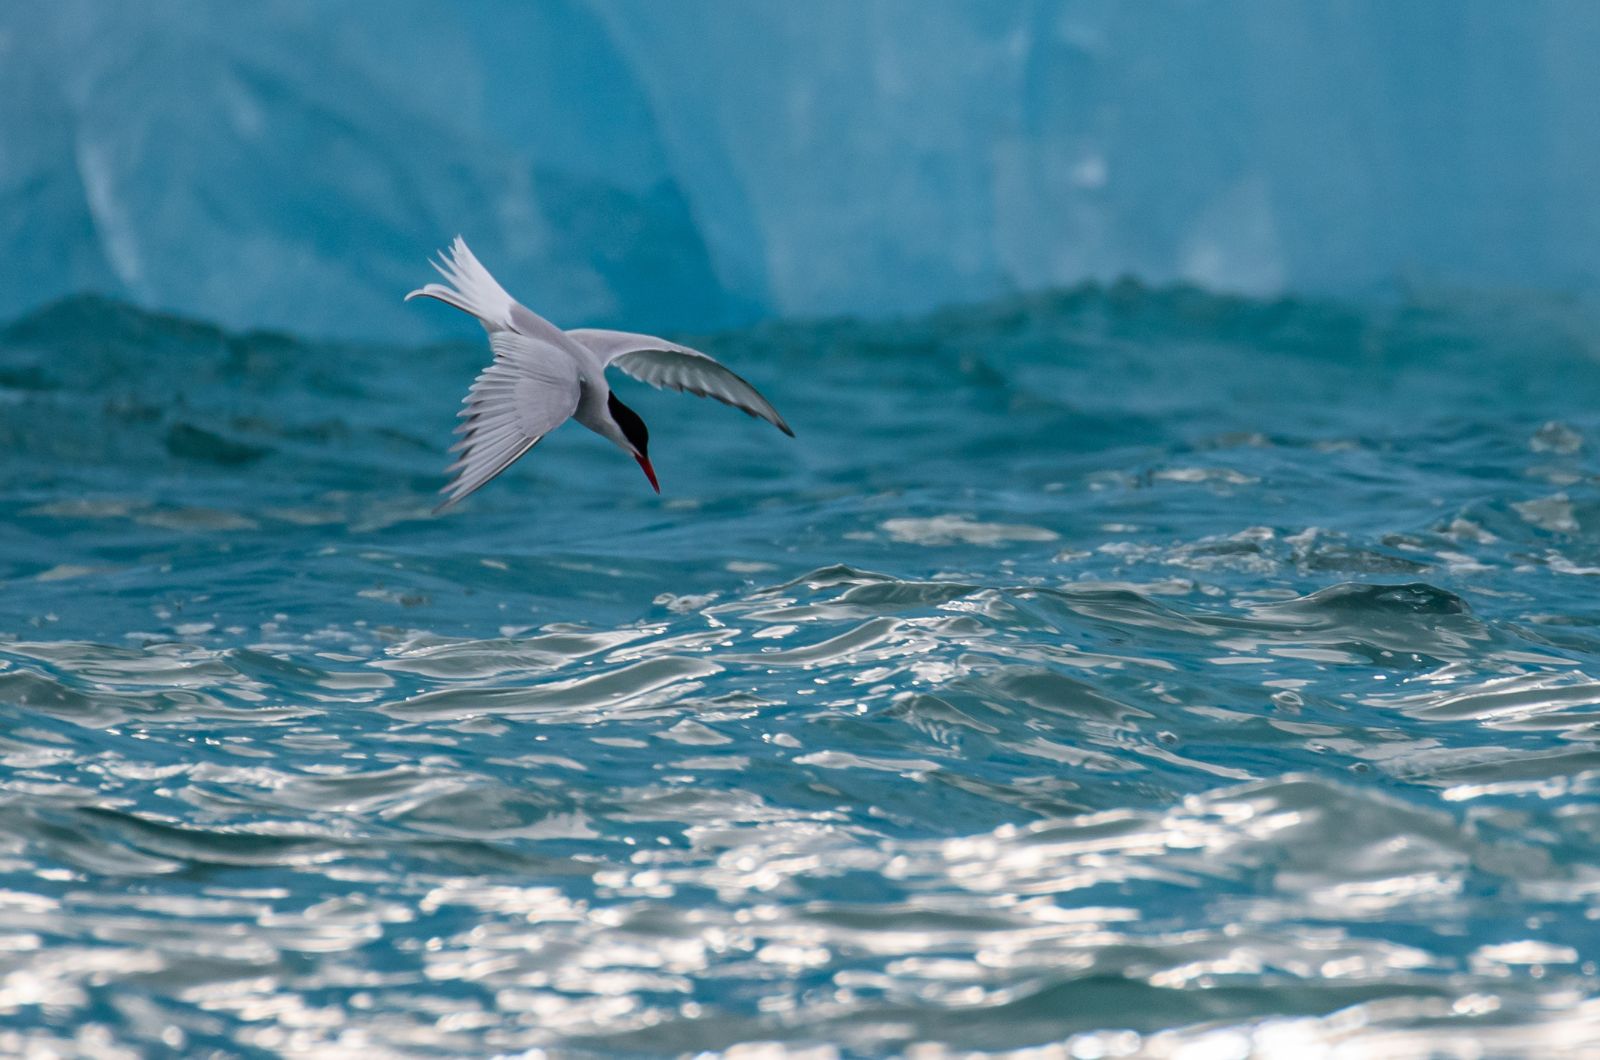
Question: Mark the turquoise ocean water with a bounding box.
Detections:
[1,285,1599,1055]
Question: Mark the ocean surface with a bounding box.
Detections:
[1,284,1599,1057]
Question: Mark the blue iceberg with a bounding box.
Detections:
[4,1,1600,337]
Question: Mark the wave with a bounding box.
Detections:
[4,284,1600,1051]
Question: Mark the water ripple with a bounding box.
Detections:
[4,291,1600,1052]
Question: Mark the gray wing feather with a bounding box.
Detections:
[510,303,581,350]
[437,331,582,511]
[569,328,794,437]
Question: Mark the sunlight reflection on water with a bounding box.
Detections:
[1,289,1599,1053]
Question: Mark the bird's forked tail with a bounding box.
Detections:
[404,236,516,331]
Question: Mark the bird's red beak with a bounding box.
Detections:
[635,453,660,493]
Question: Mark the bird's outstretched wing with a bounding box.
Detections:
[438,331,581,512]
[570,328,794,437]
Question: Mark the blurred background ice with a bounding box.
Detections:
[6,0,1600,340]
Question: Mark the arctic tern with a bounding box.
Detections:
[407,238,792,511]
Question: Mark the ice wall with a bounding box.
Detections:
[5,1,1600,338]
[595,0,1600,314]
[0,0,729,340]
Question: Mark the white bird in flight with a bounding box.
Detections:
[406,237,793,511]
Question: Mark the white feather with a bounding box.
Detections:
[404,236,518,332]
[435,331,582,512]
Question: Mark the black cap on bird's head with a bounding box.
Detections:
[608,392,658,493]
